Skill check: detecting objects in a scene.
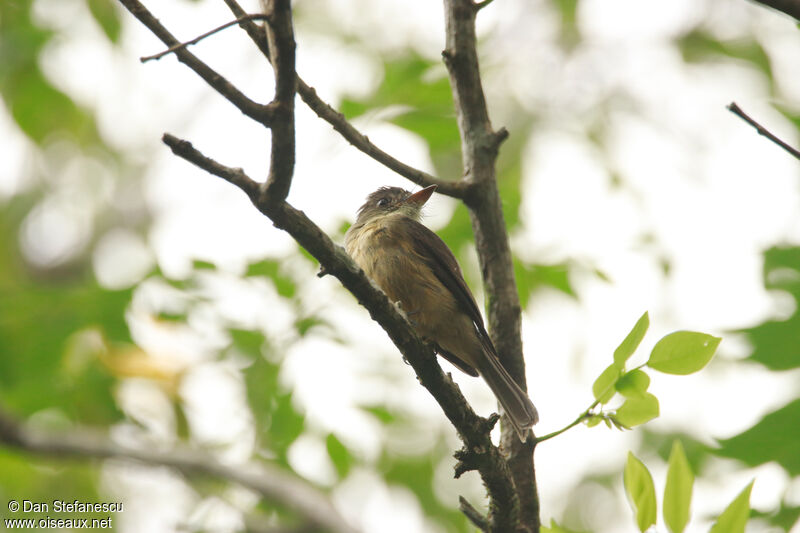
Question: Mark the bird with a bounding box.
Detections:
[345,184,538,440]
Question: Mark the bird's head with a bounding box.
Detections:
[354,185,437,225]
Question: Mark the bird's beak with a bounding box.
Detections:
[405,185,437,207]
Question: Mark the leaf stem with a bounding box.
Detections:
[535,399,600,444]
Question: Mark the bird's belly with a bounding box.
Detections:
[346,224,484,370]
[347,229,457,332]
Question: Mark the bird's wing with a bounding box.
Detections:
[401,219,495,347]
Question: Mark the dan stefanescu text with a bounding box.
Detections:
[22,500,123,513]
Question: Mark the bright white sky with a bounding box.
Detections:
[3,0,800,532]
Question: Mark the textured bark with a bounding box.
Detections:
[443,1,540,531]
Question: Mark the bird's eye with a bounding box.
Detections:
[377,198,390,207]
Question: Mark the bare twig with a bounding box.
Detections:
[443,0,539,530]
[162,133,260,198]
[0,408,360,533]
[747,0,800,21]
[118,0,273,126]
[220,0,468,198]
[140,14,270,62]
[727,102,800,161]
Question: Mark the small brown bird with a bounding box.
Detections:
[345,184,538,439]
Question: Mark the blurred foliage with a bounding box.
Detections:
[716,399,800,476]
[0,1,100,145]
[739,245,800,370]
[1,0,799,532]
[677,29,773,84]
[0,206,129,422]
[550,0,581,50]
[238,328,305,466]
[379,441,471,531]
[0,0,136,526]
[711,244,800,531]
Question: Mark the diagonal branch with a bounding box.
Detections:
[160,132,520,515]
[120,0,523,526]
[140,14,270,62]
[442,0,539,531]
[118,0,273,126]
[220,0,467,198]
[0,407,360,533]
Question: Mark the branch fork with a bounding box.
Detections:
[2,0,542,531]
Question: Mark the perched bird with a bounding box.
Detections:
[345,184,538,439]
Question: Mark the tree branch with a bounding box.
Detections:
[727,102,800,161]
[118,0,273,126]
[220,0,467,198]
[442,0,539,530]
[0,407,359,533]
[459,496,489,532]
[120,1,525,527]
[295,78,468,197]
[159,132,519,506]
[260,0,296,201]
[140,14,271,62]
[747,0,800,21]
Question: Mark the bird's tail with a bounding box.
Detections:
[477,353,539,441]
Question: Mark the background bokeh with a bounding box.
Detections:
[1,0,799,531]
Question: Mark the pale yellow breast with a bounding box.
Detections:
[344,215,484,369]
[346,217,458,327]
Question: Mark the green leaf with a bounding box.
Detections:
[614,312,650,367]
[269,392,305,458]
[361,405,397,425]
[715,399,800,476]
[294,316,328,337]
[615,392,659,427]
[230,329,266,356]
[709,481,754,533]
[325,433,353,479]
[615,369,651,398]
[86,0,122,43]
[246,259,296,298]
[740,245,800,370]
[192,259,216,270]
[551,0,581,50]
[664,440,694,533]
[585,414,603,428]
[677,30,772,81]
[623,452,657,532]
[592,362,622,404]
[647,331,720,375]
[515,259,576,306]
